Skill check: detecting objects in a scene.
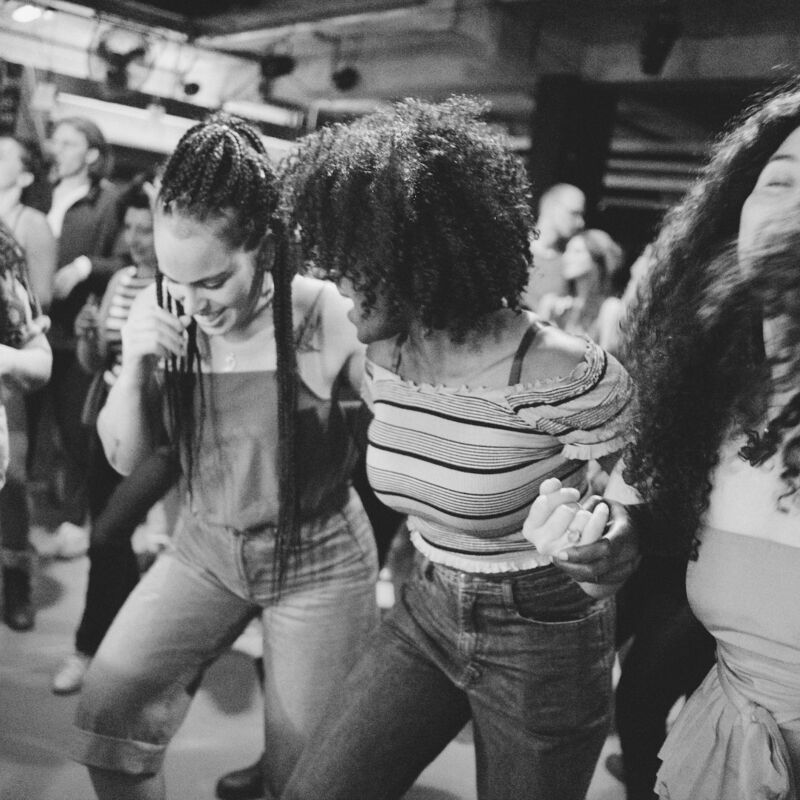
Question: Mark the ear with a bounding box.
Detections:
[85,147,100,167]
[17,171,33,189]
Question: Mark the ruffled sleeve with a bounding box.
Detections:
[507,339,634,462]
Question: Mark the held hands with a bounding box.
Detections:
[523,477,640,598]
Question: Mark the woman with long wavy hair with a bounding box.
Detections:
[612,80,800,799]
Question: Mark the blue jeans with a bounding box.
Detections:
[71,488,378,796]
[282,553,615,800]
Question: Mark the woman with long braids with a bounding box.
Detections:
[277,97,639,800]
[594,81,800,799]
[70,113,378,800]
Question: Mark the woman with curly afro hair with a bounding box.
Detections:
[278,96,639,800]
[600,80,800,799]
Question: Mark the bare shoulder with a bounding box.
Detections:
[292,274,334,311]
[518,322,590,385]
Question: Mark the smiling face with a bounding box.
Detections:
[154,210,262,337]
[739,125,800,263]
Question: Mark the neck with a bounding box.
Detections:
[0,187,22,222]
[402,308,520,383]
[221,282,275,344]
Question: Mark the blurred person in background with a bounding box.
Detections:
[0,134,56,630]
[51,175,179,694]
[0,221,52,629]
[537,228,625,357]
[27,116,126,558]
[522,182,585,311]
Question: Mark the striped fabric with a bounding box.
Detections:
[364,334,633,561]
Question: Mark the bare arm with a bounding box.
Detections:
[0,329,52,393]
[97,285,185,475]
[18,210,56,311]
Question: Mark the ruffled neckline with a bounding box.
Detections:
[365,334,598,399]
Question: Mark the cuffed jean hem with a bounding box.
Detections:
[70,726,166,775]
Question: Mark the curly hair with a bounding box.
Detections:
[156,112,298,587]
[279,96,534,341]
[623,79,800,557]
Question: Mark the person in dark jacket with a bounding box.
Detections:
[32,116,125,552]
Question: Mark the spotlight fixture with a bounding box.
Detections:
[332,66,360,91]
[640,0,682,76]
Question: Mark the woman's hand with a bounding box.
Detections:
[120,295,187,380]
[523,477,640,598]
[555,498,640,598]
[523,477,608,556]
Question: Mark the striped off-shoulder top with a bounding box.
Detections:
[363,318,634,572]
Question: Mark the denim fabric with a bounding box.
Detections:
[282,552,615,800]
[72,488,378,796]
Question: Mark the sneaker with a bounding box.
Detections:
[52,653,91,695]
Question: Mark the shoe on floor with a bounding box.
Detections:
[2,565,34,631]
[52,653,91,695]
[605,752,626,783]
[215,756,265,800]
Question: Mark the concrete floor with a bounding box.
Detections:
[0,552,628,800]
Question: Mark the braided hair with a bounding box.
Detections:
[156,112,298,587]
[0,220,40,346]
